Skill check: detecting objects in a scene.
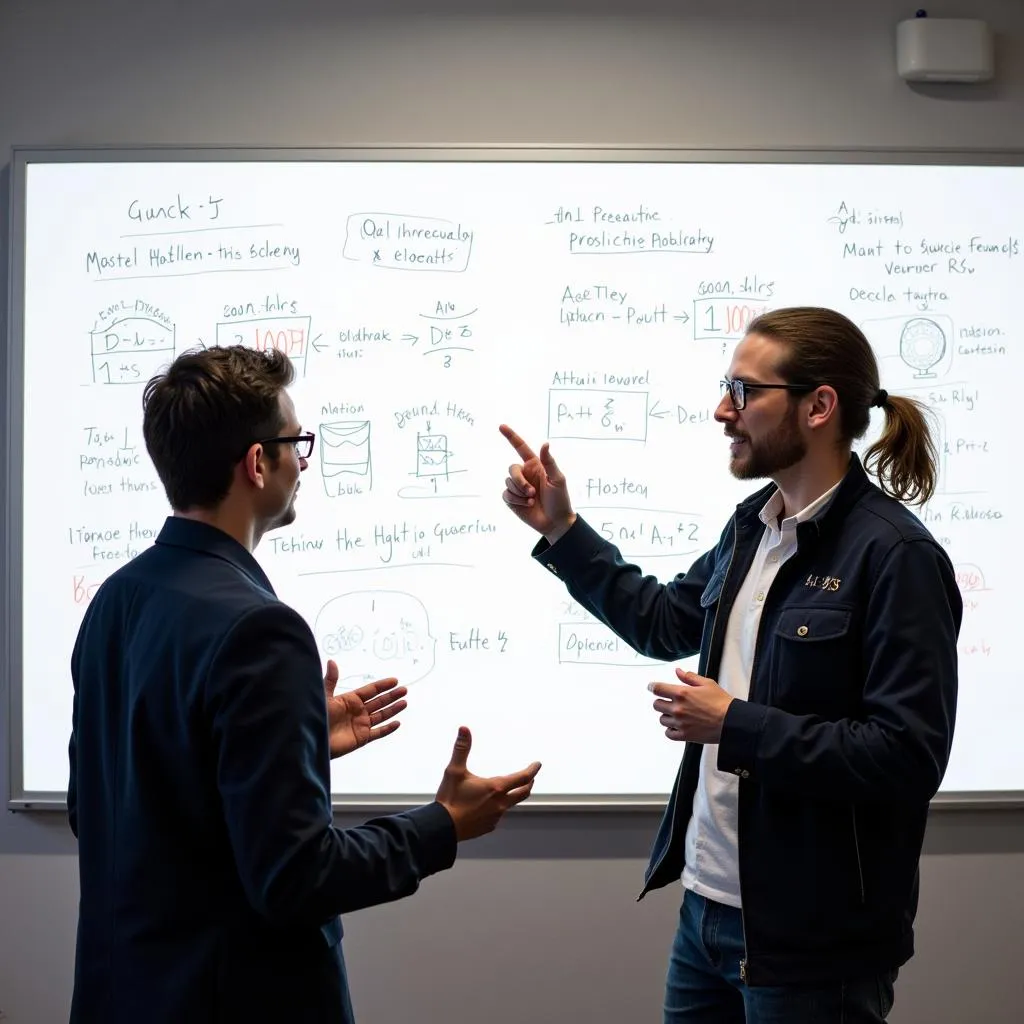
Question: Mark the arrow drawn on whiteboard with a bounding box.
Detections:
[402,333,419,346]
[649,400,670,419]
[673,312,691,324]
[311,334,327,353]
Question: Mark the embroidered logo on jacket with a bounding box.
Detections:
[804,574,841,591]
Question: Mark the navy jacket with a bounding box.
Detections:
[69,517,457,1023]
[534,455,961,985]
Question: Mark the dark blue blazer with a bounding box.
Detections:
[68,517,457,1023]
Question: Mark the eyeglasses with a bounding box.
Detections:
[253,431,316,460]
[720,379,817,411]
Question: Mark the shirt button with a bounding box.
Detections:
[768,554,778,563]
[756,592,764,602]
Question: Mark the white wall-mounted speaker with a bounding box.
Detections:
[896,14,994,83]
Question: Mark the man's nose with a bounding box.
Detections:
[713,393,737,423]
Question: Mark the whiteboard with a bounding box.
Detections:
[6,147,1022,810]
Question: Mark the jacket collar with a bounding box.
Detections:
[734,452,874,537]
[154,516,276,595]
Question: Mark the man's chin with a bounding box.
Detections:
[729,457,773,483]
[728,453,753,480]
[268,504,297,531]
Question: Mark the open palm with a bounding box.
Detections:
[323,659,408,758]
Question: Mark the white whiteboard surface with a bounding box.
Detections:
[6,148,1022,809]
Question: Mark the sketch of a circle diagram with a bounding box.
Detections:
[314,589,436,686]
[899,317,947,378]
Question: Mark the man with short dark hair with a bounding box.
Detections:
[69,344,541,1023]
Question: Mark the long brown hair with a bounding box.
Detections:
[746,306,939,505]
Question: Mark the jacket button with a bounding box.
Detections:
[546,563,558,574]
[797,625,809,636]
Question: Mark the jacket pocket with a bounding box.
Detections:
[771,605,855,715]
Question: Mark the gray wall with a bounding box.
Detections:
[2,1,1023,1020]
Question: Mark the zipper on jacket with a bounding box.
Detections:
[734,547,790,984]
[739,893,750,982]
[738,788,750,984]
[851,805,866,903]
[734,517,822,981]
[636,525,740,901]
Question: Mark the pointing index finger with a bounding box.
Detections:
[499,423,538,462]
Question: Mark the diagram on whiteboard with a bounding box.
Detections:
[313,590,437,687]
[860,312,955,383]
[398,423,474,499]
[899,317,948,378]
[89,313,176,385]
[319,420,372,496]
[416,430,451,479]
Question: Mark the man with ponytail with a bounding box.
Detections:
[499,306,960,1022]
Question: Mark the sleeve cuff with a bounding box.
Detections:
[530,516,605,579]
[716,699,768,779]
[404,801,459,876]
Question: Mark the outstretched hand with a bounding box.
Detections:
[498,423,576,542]
[323,660,408,759]
[435,726,542,840]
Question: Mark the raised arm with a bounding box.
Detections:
[499,421,724,662]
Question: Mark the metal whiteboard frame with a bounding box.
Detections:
[6,143,1024,813]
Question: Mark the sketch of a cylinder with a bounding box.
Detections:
[319,420,372,496]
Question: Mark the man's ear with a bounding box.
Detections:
[806,385,839,431]
[241,444,267,489]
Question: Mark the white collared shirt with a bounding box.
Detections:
[681,480,841,907]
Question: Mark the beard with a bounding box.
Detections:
[728,403,807,480]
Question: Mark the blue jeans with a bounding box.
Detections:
[665,890,897,1023]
